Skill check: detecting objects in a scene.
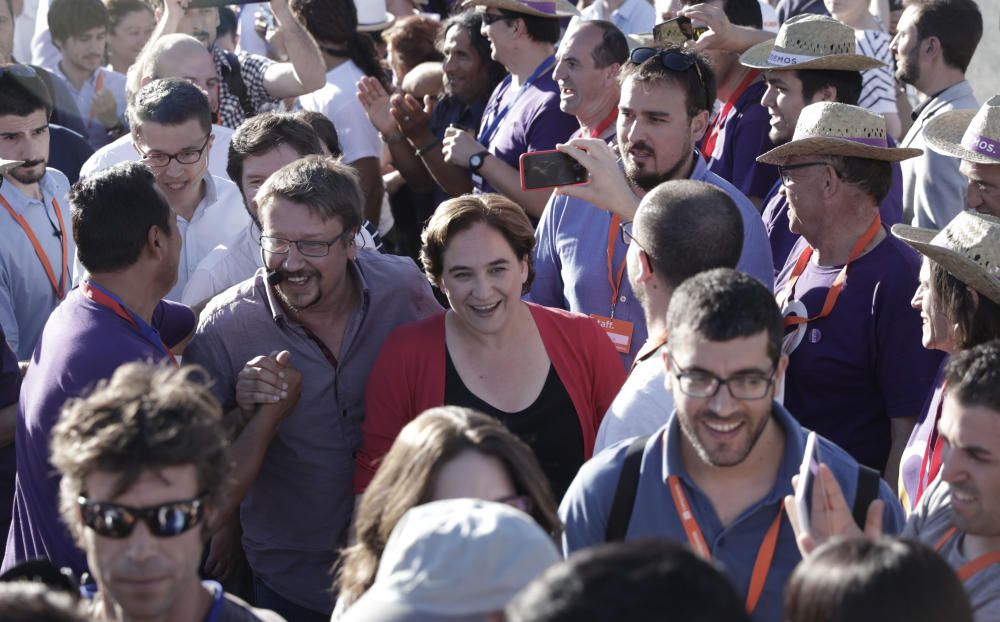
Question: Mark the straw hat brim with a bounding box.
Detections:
[358,12,396,31]
[923,109,999,165]
[462,0,579,18]
[892,223,1000,306]
[740,39,885,71]
[757,137,923,164]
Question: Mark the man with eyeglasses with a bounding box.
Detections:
[3,161,194,580]
[531,44,773,369]
[560,267,905,622]
[48,362,285,621]
[81,78,248,302]
[184,156,439,620]
[757,101,943,487]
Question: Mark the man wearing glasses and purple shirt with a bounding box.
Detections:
[48,362,284,621]
[75,78,248,301]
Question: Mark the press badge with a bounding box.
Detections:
[590,314,634,354]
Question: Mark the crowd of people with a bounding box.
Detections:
[0,0,998,619]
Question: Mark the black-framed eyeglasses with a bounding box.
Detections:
[0,64,39,80]
[77,496,205,539]
[135,134,212,168]
[629,47,711,112]
[260,230,354,258]
[777,161,830,187]
[481,12,513,25]
[619,220,654,274]
[667,352,776,400]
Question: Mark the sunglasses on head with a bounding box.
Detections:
[628,47,712,112]
[77,496,205,539]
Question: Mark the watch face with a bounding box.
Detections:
[470,154,483,168]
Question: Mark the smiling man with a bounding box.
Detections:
[184,156,439,620]
[48,0,127,149]
[49,363,284,622]
[560,268,905,622]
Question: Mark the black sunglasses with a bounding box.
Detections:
[481,12,514,25]
[628,47,711,112]
[77,496,205,539]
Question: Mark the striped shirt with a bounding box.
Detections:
[855,28,898,115]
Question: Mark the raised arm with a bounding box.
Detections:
[260,0,327,98]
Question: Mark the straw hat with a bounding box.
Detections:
[460,0,579,18]
[923,95,1000,165]
[892,211,1000,305]
[757,102,923,164]
[356,0,395,31]
[740,14,884,72]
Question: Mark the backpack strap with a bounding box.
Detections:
[220,50,254,119]
[605,435,649,542]
[852,464,881,529]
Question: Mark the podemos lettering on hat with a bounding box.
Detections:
[924,95,1000,165]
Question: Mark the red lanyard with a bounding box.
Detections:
[915,382,947,505]
[606,213,628,318]
[589,107,618,139]
[781,215,882,328]
[667,475,783,614]
[81,281,178,366]
[630,329,668,373]
[934,527,1000,582]
[0,192,68,300]
[700,70,761,160]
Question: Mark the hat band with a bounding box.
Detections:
[521,0,557,13]
[960,131,1000,160]
[767,49,821,66]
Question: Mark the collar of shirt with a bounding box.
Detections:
[0,170,63,214]
[687,149,711,181]
[660,400,805,507]
[178,173,220,226]
[262,256,371,324]
[53,63,102,95]
[910,80,974,122]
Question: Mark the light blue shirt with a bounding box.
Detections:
[575,0,657,36]
[52,65,127,149]
[0,169,73,359]
[529,152,774,368]
[560,402,906,622]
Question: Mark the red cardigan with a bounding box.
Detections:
[354,302,626,492]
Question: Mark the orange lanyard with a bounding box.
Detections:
[606,213,628,318]
[780,215,882,328]
[630,329,668,373]
[87,71,106,126]
[589,107,618,139]
[0,192,68,300]
[934,527,1000,582]
[700,70,760,160]
[667,475,783,614]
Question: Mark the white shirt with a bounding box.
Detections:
[759,1,779,33]
[13,0,38,64]
[80,124,236,181]
[181,219,379,306]
[298,61,382,164]
[594,344,674,453]
[30,0,60,71]
[576,0,656,36]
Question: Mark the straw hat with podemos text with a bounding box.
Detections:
[461,0,579,18]
[740,14,884,72]
[757,102,923,165]
[923,95,1000,165]
[892,211,1000,306]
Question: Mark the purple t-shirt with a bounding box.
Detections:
[0,328,21,542]
[475,60,579,193]
[705,80,780,201]
[2,289,194,576]
[762,155,905,276]
[776,233,944,471]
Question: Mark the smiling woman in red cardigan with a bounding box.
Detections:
[355,194,625,500]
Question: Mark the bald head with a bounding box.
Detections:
[401,62,444,102]
[129,34,219,113]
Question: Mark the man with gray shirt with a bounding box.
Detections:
[184,156,440,621]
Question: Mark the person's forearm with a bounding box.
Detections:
[268,3,326,95]
[388,140,434,193]
[148,6,183,49]
[478,156,551,218]
[217,405,286,523]
[0,403,16,447]
[411,129,473,196]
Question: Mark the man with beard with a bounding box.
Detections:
[184,156,439,620]
[530,45,773,368]
[0,66,73,360]
[560,268,905,622]
[892,0,981,229]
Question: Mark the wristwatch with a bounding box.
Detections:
[469,150,490,172]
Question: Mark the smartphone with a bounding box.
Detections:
[654,16,701,45]
[519,150,589,191]
[795,431,822,537]
[187,0,260,8]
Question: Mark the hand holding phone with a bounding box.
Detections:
[519,150,589,191]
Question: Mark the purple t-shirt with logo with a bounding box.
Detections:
[776,233,944,471]
[0,328,21,542]
[2,289,194,576]
[475,62,579,193]
[762,143,905,275]
[705,80,780,202]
